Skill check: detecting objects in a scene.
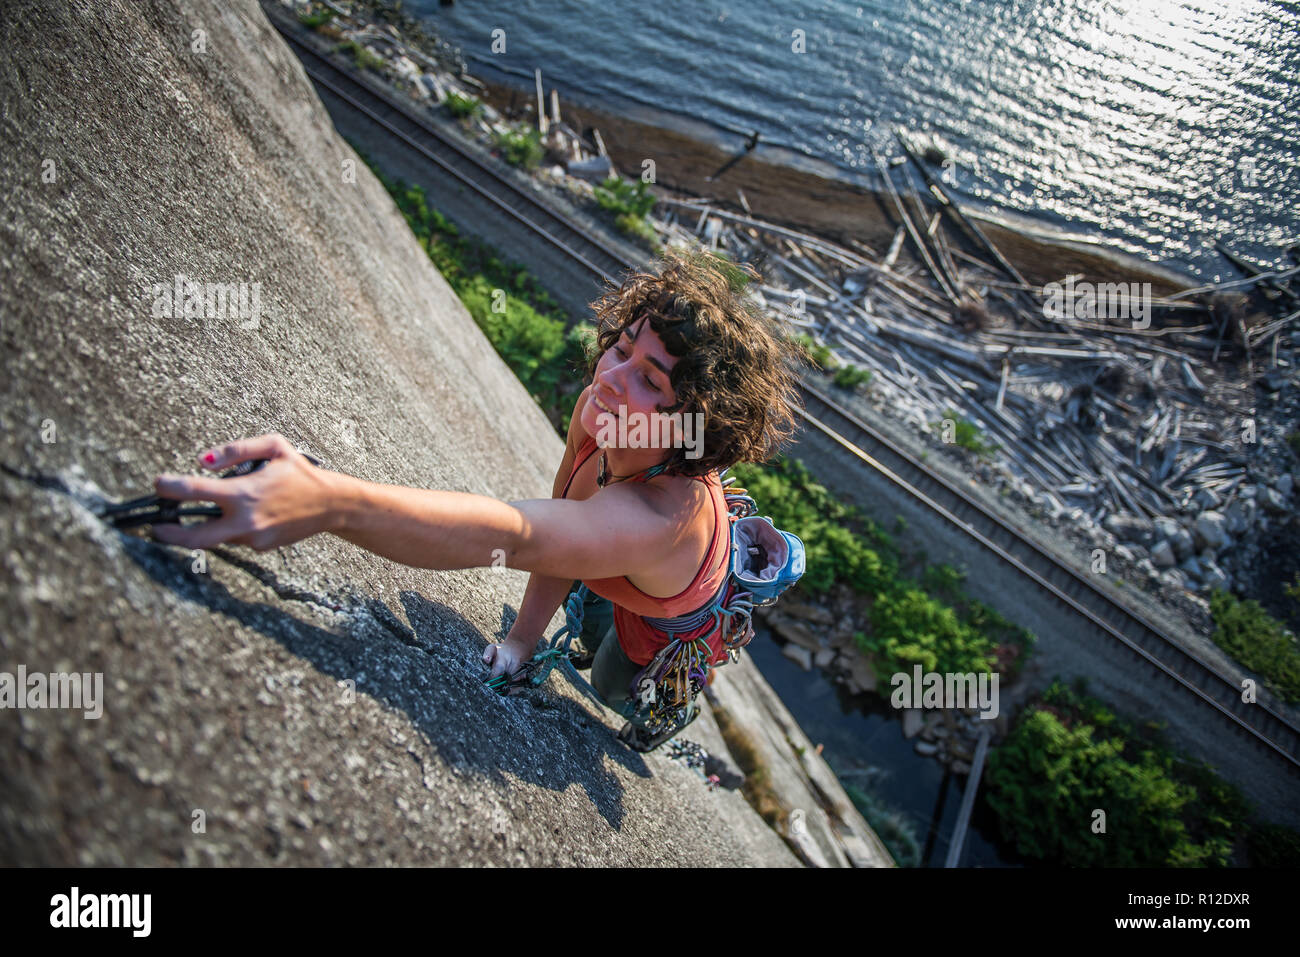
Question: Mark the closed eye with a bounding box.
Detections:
[614,343,662,391]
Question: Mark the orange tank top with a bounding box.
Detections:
[561,434,732,667]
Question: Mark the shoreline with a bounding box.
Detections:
[472,70,1194,296]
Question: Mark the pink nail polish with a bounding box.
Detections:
[203,452,216,465]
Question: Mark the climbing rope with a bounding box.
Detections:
[483,584,606,707]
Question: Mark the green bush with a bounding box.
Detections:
[593,176,656,219]
[492,127,544,170]
[1208,588,1300,704]
[788,332,834,371]
[983,682,1249,866]
[832,364,872,391]
[445,91,483,120]
[342,41,385,73]
[731,456,1031,680]
[590,176,659,250]
[614,212,661,251]
[935,408,999,457]
[298,9,336,29]
[1246,820,1300,867]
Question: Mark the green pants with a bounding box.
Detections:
[574,585,645,723]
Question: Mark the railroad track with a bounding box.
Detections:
[270,8,630,286]
[269,9,1300,773]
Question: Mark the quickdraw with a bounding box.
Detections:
[101,453,323,528]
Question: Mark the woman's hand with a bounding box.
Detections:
[482,632,539,681]
[151,433,338,552]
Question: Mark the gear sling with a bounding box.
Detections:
[487,469,805,752]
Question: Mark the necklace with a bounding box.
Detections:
[597,451,671,488]
[597,451,636,488]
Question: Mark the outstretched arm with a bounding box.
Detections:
[150,427,677,582]
[328,478,667,580]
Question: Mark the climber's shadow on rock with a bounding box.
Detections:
[120,536,650,830]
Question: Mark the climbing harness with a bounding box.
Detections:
[101,453,323,528]
[487,468,806,754]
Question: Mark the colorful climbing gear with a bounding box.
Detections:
[487,467,806,754]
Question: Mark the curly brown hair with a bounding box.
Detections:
[585,247,803,477]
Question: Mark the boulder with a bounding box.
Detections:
[1278,473,1294,498]
[829,626,859,651]
[781,602,835,625]
[901,708,924,739]
[781,643,813,671]
[1259,487,1290,514]
[848,656,877,693]
[1159,569,1186,590]
[1224,499,1254,535]
[813,649,836,670]
[1193,511,1229,551]
[1193,487,1221,510]
[1190,512,1227,548]
[1201,561,1230,592]
[914,740,938,757]
[1153,516,1181,540]
[1150,540,1175,567]
[769,614,822,651]
[1169,526,1196,561]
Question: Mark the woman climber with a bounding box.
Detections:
[149,248,803,736]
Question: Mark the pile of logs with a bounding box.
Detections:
[644,132,1299,592]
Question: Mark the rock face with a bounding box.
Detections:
[0,0,796,865]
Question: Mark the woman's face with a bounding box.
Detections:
[581,316,680,448]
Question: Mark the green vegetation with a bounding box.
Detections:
[935,408,999,457]
[592,177,661,253]
[697,247,752,292]
[787,332,871,392]
[445,91,483,121]
[298,8,336,29]
[984,680,1260,866]
[1246,820,1300,867]
[1286,572,1300,607]
[1208,588,1300,704]
[360,150,586,432]
[492,127,543,171]
[832,364,873,390]
[789,332,833,370]
[730,455,1033,680]
[338,40,385,73]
